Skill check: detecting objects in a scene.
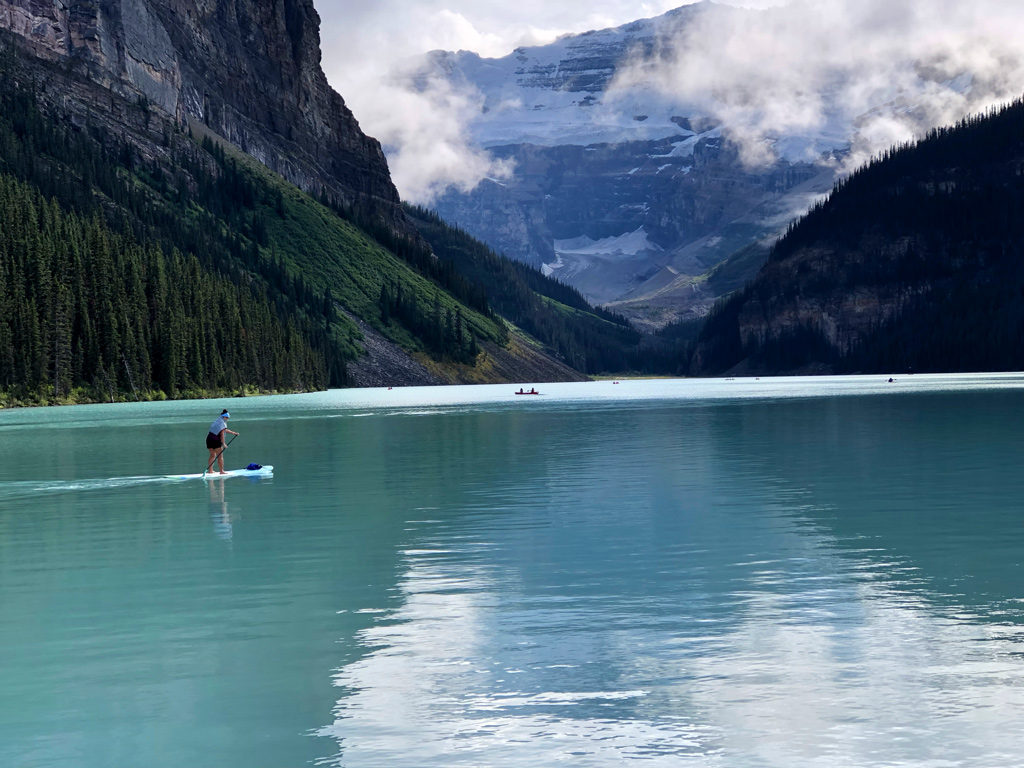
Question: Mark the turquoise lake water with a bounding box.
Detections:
[2,374,1024,767]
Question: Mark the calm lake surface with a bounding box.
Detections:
[2,374,1024,767]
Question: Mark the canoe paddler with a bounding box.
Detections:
[206,409,239,475]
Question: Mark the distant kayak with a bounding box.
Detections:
[515,389,540,395]
[170,465,274,481]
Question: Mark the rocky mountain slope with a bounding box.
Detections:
[416,3,983,329]
[0,0,622,398]
[1,0,409,238]
[691,100,1024,376]
[420,3,840,326]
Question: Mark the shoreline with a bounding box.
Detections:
[0,385,312,410]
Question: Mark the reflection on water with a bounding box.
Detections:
[317,388,1024,767]
[336,595,1018,763]
[208,478,233,541]
[322,525,1024,767]
[3,377,1024,767]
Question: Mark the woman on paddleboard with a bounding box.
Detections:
[206,409,239,474]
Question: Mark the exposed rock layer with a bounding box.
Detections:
[0,0,410,238]
[0,0,594,386]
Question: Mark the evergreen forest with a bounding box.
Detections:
[0,40,707,406]
[0,175,328,402]
[0,55,516,405]
[695,97,1024,375]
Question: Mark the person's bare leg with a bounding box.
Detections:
[208,448,218,473]
[218,446,226,474]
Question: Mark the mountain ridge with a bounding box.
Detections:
[0,2,641,402]
[412,2,998,330]
[691,100,1024,376]
[0,0,410,240]
[421,3,842,325]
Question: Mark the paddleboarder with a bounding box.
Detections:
[206,409,239,475]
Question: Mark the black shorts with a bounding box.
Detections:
[206,433,223,450]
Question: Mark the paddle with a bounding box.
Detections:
[205,433,238,477]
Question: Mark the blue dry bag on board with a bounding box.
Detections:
[246,463,263,470]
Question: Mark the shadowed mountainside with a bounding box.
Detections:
[692,100,1024,376]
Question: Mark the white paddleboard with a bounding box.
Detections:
[170,465,274,481]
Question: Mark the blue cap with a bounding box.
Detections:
[223,411,230,418]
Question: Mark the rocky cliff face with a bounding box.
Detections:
[0,0,410,237]
[434,133,831,317]
[419,5,841,326]
[716,243,916,373]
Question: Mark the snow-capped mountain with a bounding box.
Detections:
[411,2,977,327]
[424,5,707,149]
[424,3,846,157]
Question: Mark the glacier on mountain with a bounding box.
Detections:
[410,1,984,327]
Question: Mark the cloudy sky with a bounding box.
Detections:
[314,0,789,199]
[314,1,1024,202]
[315,1,780,64]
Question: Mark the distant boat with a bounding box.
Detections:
[515,388,540,395]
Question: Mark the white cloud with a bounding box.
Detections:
[317,0,1024,201]
[317,4,514,202]
[364,64,515,202]
[610,0,1024,170]
[317,0,694,202]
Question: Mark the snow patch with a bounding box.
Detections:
[554,228,662,260]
